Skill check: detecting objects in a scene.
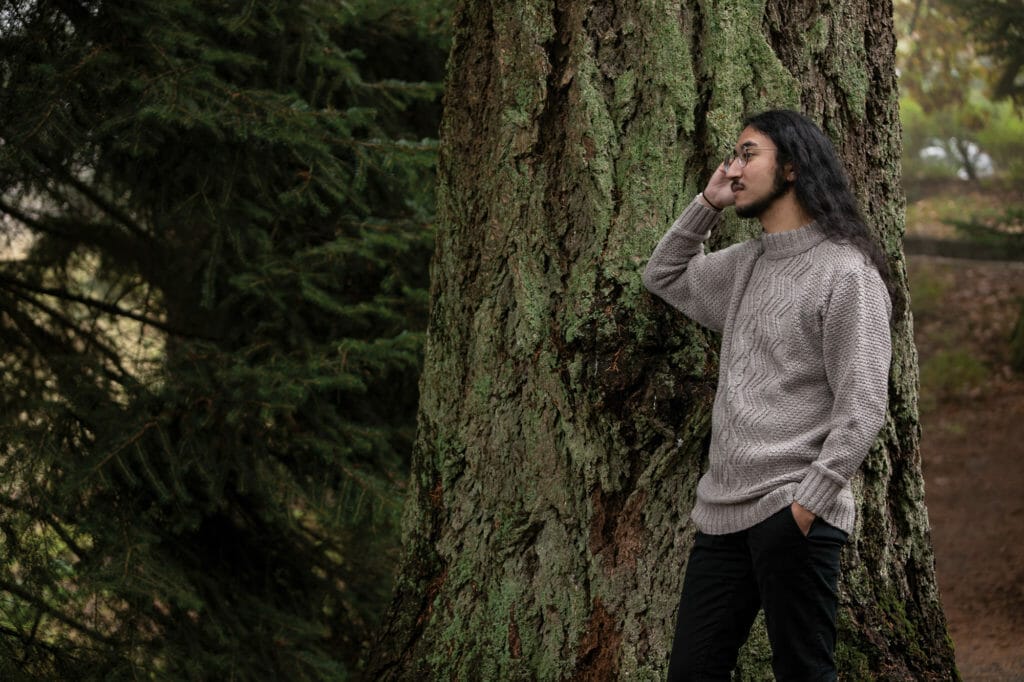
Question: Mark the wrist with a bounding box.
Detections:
[700,191,723,211]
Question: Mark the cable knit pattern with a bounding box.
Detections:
[643,196,892,534]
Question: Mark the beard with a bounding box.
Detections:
[734,172,793,219]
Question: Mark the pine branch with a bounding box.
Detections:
[50,0,93,30]
[0,198,73,239]
[0,133,151,246]
[0,497,88,562]
[18,609,47,667]
[0,273,209,341]
[0,579,117,646]
[2,286,138,375]
[0,198,145,271]
[28,152,155,245]
[0,292,134,436]
[0,620,63,659]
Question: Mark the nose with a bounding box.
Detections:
[725,161,743,180]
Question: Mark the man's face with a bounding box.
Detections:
[725,126,791,219]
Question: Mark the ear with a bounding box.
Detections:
[784,163,797,182]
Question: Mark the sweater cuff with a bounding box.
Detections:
[669,195,722,239]
[794,464,845,516]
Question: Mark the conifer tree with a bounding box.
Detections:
[0,0,448,678]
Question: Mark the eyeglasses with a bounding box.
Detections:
[723,146,776,172]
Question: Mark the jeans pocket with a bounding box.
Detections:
[760,506,807,542]
[806,517,849,545]
[788,507,813,538]
[749,507,809,558]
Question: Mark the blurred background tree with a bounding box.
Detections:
[948,0,1024,107]
[0,0,449,678]
[896,0,1024,189]
[897,0,1024,372]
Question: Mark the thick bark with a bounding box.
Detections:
[375,0,957,679]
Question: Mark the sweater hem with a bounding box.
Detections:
[690,483,856,535]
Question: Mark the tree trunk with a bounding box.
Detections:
[374,0,957,679]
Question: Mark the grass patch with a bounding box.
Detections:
[904,178,1023,241]
[945,207,1024,259]
[918,348,990,413]
[907,264,952,320]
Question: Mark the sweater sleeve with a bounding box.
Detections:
[795,266,893,516]
[642,197,743,333]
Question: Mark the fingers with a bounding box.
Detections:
[790,501,816,536]
[703,171,734,208]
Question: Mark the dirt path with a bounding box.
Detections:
[910,255,1024,681]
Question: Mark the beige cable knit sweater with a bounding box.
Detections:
[643,197,892,535]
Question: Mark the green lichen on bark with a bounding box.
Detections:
[700,0,801,152]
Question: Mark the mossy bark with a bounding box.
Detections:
[373,0,957,679]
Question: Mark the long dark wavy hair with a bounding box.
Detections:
[742,110,898,310]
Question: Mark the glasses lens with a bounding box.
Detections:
[725,149,749,170]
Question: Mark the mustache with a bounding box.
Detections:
[731,179,794,192]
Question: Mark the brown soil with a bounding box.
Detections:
[910,254,1024,681]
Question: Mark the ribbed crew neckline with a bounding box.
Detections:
[760,222,827,259]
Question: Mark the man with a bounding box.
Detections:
[642,110,893,681]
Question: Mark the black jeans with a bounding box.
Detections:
[667,506,848,682]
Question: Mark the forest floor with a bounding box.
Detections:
[906,181,1024,681]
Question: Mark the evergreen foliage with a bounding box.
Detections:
[0,0,449,678]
